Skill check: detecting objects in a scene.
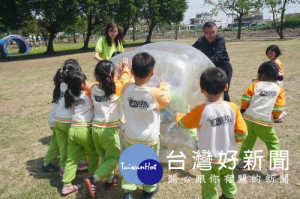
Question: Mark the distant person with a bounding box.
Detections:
[94,22,125,61]
[266,45,284,85]
[251,45,286,122]
[192,21,233,101]
[238,61,285,177]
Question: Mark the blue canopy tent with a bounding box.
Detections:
[0,35,30,58]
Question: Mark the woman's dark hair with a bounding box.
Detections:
[200,67,227,95]
[94,60,116,97]
[105,22,124,47]
[64,72,87,109]
[203,21,216,29]
[52,59,82,103]
[132,52,155,78]
[258,61,283,81]
[266,45,282,58]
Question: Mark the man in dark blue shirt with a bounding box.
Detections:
[192,21,233,101]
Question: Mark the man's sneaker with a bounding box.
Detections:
[123,191,133,199]
[85,176,97,199]
[78,159,88,171]
[237,160,254,169]
[61,184,82,195]
[104,175,119,190]
[274,111,287,123]
[142,185,159,199]
[42,163,59,172]
[59,167,64,177]
[268,168,283,177]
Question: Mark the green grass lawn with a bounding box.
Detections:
[3,39,178,59]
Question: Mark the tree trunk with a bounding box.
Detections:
[132,23,136,41]
[83,31,92,50]
[278,0,287,39]
[46,29,56,54]
[122,24,130,38]
[82,14,93,50]
[73,33,77,43]
[67,35,71,43]
[174,24,179,40]
[145,23,156,43]
[237,15,242,39]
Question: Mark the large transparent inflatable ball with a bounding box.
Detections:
[111,42,215,166]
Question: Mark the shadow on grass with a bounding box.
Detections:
[39,136,51,146]
[1,48,95,63]
[26,157,98,197]
[26,157,147,198]
[0,42,145,63]
[26,157,62,194]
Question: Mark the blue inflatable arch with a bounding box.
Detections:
[0,35,30,57]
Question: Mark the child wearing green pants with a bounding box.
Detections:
[238,61,285,177]
[53,59,83,175]
[85,59,130,199]
[175,67,248,199]
[61,72,99,195]
[43,60,82,173]
[121,53,171,199]
[42,101,59,172]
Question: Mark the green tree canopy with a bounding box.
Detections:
[31,0,80,53]
[205,0,263,39]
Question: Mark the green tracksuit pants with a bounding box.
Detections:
[55,122,71,168]
[92,126,121,181]
[239,120,280,164]
[62,126,99,186]
[44,127,59,164]
[201,161,237,199]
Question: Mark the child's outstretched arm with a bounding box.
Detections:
[174,104,205,129]
[115,57,131,97]
[150,79,171,110]
[241,82,257,113]
[273,87,285,119]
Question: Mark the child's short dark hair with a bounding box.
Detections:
[258,61,283,81]
[200,67,227,95]
[132,52,155,78]
[266,45,281,58]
